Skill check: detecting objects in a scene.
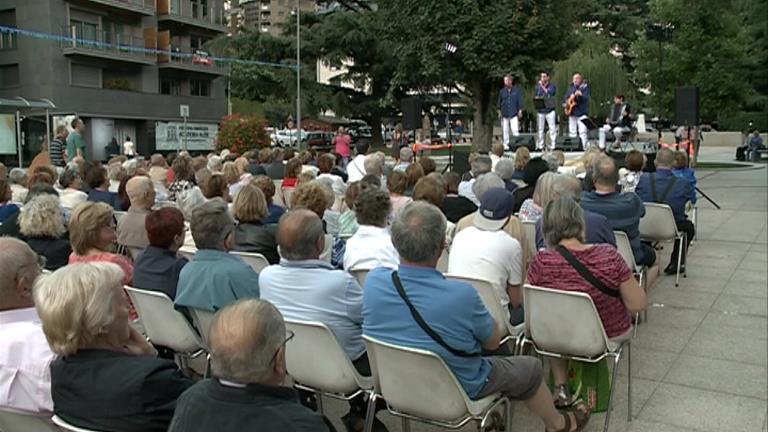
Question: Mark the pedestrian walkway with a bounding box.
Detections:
[324,146,767,432]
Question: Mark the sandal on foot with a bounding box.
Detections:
[547,406,590,432]
[553,384,573,409]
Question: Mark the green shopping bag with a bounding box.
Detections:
[567,359,612,413]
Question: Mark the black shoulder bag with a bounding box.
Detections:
[391,271,480,357]
[555,246,621,299]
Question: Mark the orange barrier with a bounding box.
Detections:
[412,142,454,153]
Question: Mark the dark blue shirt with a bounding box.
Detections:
[563,83,590,117]
[581,190,646,263]
[264,203,285,225]
[536,209,617,250]
[87,189,120,210]
[534,82,557,113]
[635,168,692,224]
[0,203,20,224]
[133,246,189,299]
[497,86,524,118]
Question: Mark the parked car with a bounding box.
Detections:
[305,131,332,148]
[271,129,307,147]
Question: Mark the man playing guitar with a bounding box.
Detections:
[599,94,632,150]
[534,71,557,151]
[563,73,590,148]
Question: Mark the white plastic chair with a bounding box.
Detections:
[614,231,648,334]
[319,234,333,263]
[0,410,59,432]
[229,250,270,273]
[639,202,687,286]
[282,187,295,209]
[189,307,216,347]
[284,320,372,416]
[350,269,369,287]
[273,180,285,207]
[445,274,524,353]
[113,211,126,224]
[521,220,538,257]
[686,200,697,245]
[362,335,512,432]
[436,248,449,273]
[127,246,144,261]
[51,415,102,432]
[521,284,632,432]
[123,287,207,373]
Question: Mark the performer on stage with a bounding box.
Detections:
[497,74,523,149]
[534,71,557,151]
[598,94,632,150]
[563,73,590,148]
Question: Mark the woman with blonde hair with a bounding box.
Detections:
[232,183,279,264]
[19,194,71,270]
[68,201,134,286]
[512,146,531,180]
[518,172,562,222]
[35,263,193,431]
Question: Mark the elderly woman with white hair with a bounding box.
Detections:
[19,194,71,270]
[494,158,519,193]
[8,167,28,203]
[35,263,194,431]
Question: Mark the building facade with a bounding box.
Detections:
[233,0,314,36]
[0,0,228,163]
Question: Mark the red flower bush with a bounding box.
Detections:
[217,114,270,155]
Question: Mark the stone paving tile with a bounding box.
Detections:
[699,311,768,340]
[664,354,768,400]
[712,293,768,316]
[721,280,768,298]
[683,323,768,366]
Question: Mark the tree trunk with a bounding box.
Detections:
[369,113,384,148]
[470,79,494,153]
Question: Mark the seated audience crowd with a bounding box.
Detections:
[0,142,678,432]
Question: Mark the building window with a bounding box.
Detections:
[0,64,20,87]
[0,9,17,51]
[70,63,101,88]
[161,79,181,96]
[69,20,98,42]
[190,79,211,96]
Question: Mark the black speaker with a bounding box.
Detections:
[555,136,582,152]
[675,86,699,126]
[508,134,535,151]
[401,97,422,131]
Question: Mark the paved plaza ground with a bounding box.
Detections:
[322,146,768,432]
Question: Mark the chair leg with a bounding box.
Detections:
[316,394,324,415]
[363,394,377,432]
[627,343,632,422]
[505,398,514,432]
[401,417,411,432]
[633,313,639,339]
[675,236,683,286]
[603,347,623,432]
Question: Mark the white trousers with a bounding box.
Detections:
[536,111,557,150]
[598,125,629,149]
[501,116,520,147]
[568,115,588,148]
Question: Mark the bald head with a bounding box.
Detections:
[276,209,325,261]
[592,156,619,189]
[126,176,155,209]
[655,148,675,168]
[0,238,39,310]
[209,299,286,385]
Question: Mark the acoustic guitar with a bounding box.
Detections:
[564,83,586,116]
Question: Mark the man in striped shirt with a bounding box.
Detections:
[49,125,68,167]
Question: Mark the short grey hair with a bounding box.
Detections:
[543,196,586,248]
[364,154,384,176]
[9,168,27,186]
[391,201,446,264]
[107,163,125,181]
[277,209,325,261]
[191,198,235,250]
[399,147,414,162]
[471,155,492,176]
[208,155,223,172]
[655,148,675,168]
[554,174,583,202]
[494,158,515,180]
[59,168,80,189]
[472,173,505,202]
[209,299,285,384]
[543,152,560,172]
[0,237,37,296]
[592,155,619,187]
[20,194,67,238]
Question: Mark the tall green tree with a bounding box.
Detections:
[631,0,751,124]
[377,0,580,151]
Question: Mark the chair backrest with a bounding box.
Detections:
[0,410,59,432]
[446,275,510,338]
[51,415,101,432]
[522,220,538,257]
[319,234,333,263]
[639,202,678,242]
[229,251,270,273]
[113,211,126,224]
[177,248,196,262]
[127,246,143,261]
[523,284,610,358]
[613,230,639,271]
[273,180,284,206]
[282,187,295,209]
[363,335,475,421]
[124,286,203,353]
[436,248,449,273]
[284,320,367,394]
[189,308,216,346]
[350,269,369,287]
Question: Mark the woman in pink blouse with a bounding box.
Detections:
[527,196,646,408]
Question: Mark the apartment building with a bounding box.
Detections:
[0,0,228,163]
[233,0,314,36]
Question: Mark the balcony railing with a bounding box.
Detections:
[167,0,226,28]
[61,25,154,63]
[0,32,16,50]
[158,48,228,75]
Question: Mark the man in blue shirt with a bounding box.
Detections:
[581,156,657,267]
[175,198,260,312]
[534,71,557,151]
[562,73,590,148]
[364,201,589,432]
[497,75,524,150]
[259,209,377,431]
[635,148,695,274]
